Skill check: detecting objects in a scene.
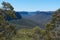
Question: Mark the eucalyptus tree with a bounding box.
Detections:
[42,9,60,40]
[0,1,16,40]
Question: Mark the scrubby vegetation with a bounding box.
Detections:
[12,26,60,40]
[0,1,60,40]
[0,2,16,40]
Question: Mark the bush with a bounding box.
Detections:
[32,26,42,34]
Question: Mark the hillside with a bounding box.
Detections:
[9,11,53,29]
[25,11,53,28]
[9,18,41,29]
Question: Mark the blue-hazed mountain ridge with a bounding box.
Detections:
[8,11,54,29]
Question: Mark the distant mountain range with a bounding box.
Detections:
[8,11,54,29]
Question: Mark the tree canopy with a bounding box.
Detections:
[0,1,16,40]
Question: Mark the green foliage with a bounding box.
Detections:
[0,1,60,40]
[2,1,14,10]
[32,26,41,34]
[0,2,16,40]
[43,9,60,40]
[8,9,60,40]
[51,9,60,27]
[46,23,55,31]
[11,26,42,40]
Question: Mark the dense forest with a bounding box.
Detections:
[0,2,60,40]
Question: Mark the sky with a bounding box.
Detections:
[0,0,60,11]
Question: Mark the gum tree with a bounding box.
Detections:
[0,1,16,40]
